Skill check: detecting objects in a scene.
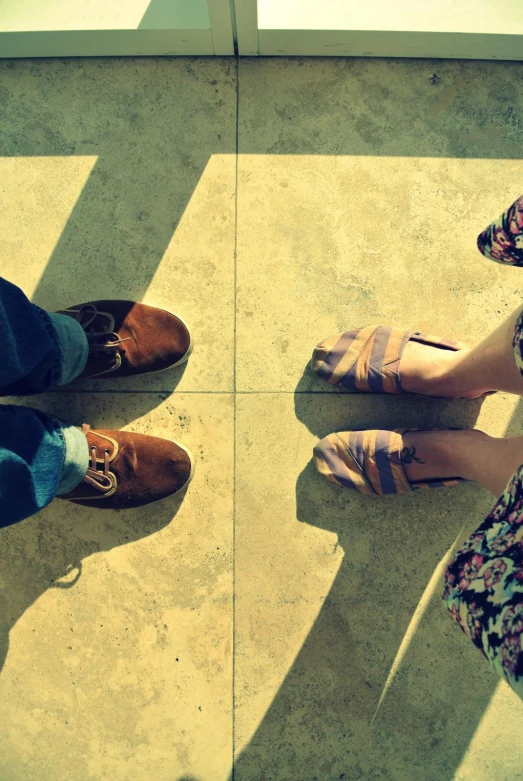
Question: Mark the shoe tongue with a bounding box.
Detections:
[85,468,114,492]
[84,310,115,335]
[80,350,121,380]
[59,468,113,500]
[100,311,116,332]
[86,430,117,459]
[66,304,113,334]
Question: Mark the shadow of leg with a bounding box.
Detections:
[0,480,188,675]
[233,381,498,780]
[233,458,499,780]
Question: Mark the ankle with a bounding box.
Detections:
[443,429,491,480]
[400,343,494,399]
[400,344,462,397]
[427,351,480,399]
[435,351,498,399]
[401,428,487,483]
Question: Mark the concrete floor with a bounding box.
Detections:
[1,55,523,780]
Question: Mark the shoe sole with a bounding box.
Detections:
[172,439,196,494]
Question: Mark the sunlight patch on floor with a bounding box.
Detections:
[476,392,521,438]
[454,680,523,780]
[0,156,97,298]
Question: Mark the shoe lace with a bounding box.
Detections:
[80,423,117,496]
[73,304,130,375]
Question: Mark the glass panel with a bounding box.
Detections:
[258,0,523,35]
[0,0,210,32]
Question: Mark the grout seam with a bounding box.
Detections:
[232,53,239,780]
[38,389,398,395]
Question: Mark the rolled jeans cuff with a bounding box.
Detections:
[46,311,89,387]
[56,421,89,495]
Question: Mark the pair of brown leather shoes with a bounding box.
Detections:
[57,300,194,510]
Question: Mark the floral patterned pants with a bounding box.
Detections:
[444,195,523,697]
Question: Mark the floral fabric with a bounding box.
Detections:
[477,195,523,267]
[444,467,523,697]
[513,307,523,378]
[443,195,523,698]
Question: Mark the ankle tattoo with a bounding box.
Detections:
[400,446,426,465]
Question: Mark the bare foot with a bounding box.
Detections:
[399,340,493,399]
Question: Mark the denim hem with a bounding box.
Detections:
[55,420,89,495]
[32,305,63,389]
[46,311,89,386]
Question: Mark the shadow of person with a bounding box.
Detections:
[0,472,189,676]
[293,362,485,440]
[0,55,237,417]
[0,389,198,676]
[234,460,500,780]
[232,377,498,781]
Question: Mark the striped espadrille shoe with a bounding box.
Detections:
[311,325,468,394]
[313,429,468,495]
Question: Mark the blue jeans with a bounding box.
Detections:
[0,277,90,528]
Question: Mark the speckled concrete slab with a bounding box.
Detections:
[234,392,523,781]
[3,54,523,781]
[236,58,523,392]
[234,57,523,781]
[0,57,236,392]
[0,393,233,781]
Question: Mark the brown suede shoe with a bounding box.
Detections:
[59,424,195,509]
[57,300,192,380]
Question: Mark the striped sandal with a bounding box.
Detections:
[311,324,493,398]
[313,429,468,495]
